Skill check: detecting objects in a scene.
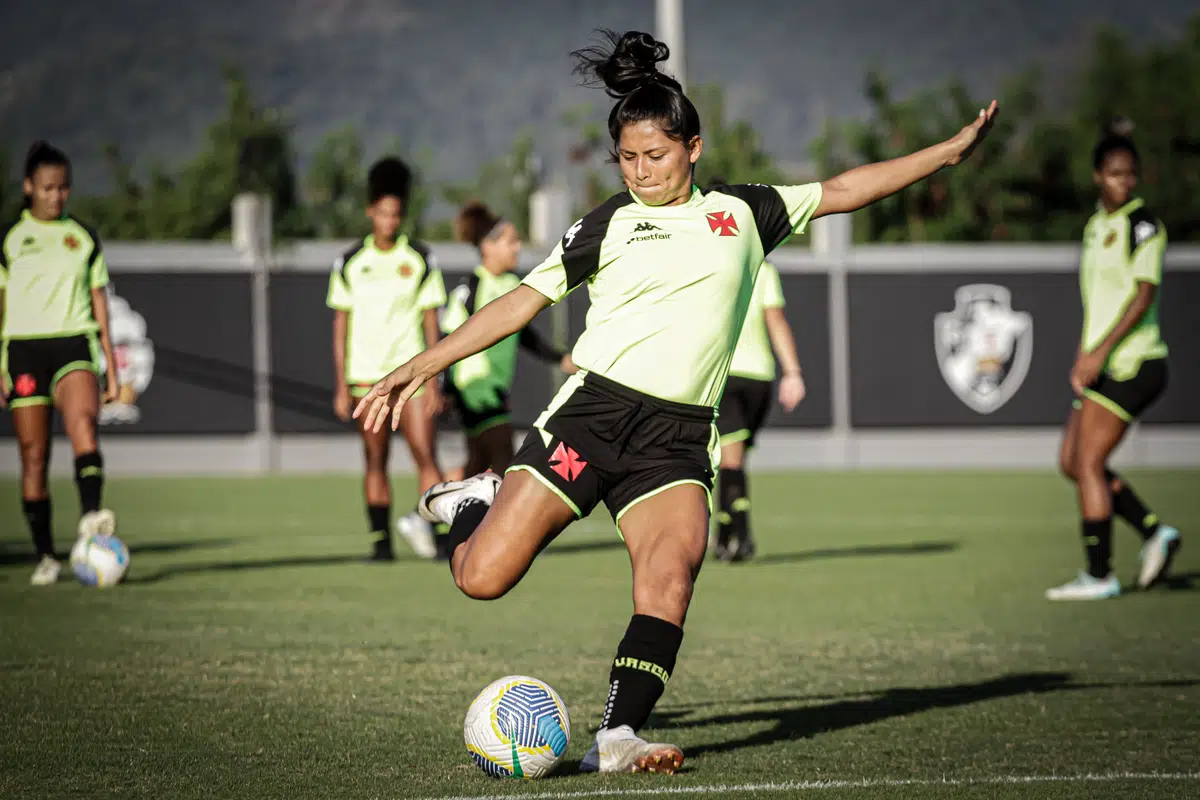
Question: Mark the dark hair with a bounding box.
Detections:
[571,30,701,160]
[22,141,71,209]
[455,201,503,247]
[367,156,412,206]
[1093,119,1139,171]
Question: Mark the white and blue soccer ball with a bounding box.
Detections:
[71,534,130,587]
[463,675,571,779]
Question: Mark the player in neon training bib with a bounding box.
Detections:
[356,30,997,773]
[1045,127,1180,601]
[1,142,121,586]
[442,201,576,477]
[328,158,446,561]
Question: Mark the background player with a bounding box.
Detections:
[1,141,120,585]
[329,157,446,561]
[1046,128,1180,600]
[708,210,806,562]
[356,30,996,775]
[443,201,575,478]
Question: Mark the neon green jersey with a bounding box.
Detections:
[1,211,109,339]
[729,261,785,381]
[522,183,822,407]
[1079,197,1168,380]
[442,266,565,407]
[327,234,446,384]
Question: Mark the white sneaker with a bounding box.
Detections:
[417,472,502,527]
[395,511,438,559]
[578,725,684,774]
[30,555,62,586]
[1137,525,1181,589]
[1045,571,1121,601]
[72,510,117,566]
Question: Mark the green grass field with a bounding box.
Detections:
[1,470,1198,799]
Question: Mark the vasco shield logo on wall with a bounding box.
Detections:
[97,285,156,425]
[934,284,1033,414]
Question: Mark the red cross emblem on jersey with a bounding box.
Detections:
[64,234,80,251]
[14,374,37,397]
[399,263,413,277]
[706,211,739,237]
[549,441,588,482]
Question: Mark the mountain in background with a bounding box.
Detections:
[1,0,1195,198]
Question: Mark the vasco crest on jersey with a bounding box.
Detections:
[934,284,1033,414]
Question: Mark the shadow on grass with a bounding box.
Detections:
[1162,570,1199,591]
[751,540,958,565]
[642,673,1200,759]
[0,538,237,567]
[125,553,378,583]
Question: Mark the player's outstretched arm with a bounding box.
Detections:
[354,284,551,432]
[814,100,998,219]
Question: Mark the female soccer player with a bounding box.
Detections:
[356,31,996,773]
[711,253,805,563]
[1,141,120,585]
[1046,130,1179,601]
[329,157,446,561]
[443,201,575,477]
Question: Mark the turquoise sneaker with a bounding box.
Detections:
[1045,571,1121,601]
[1137,525,1181,589]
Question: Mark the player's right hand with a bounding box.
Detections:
[333,384,353,422]
[353,361,427,433]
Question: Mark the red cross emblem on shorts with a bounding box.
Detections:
[14,374,36,397]
[706,211,739,237]
[549,442,587,482]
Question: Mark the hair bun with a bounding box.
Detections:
[1106,116,1135,138]
[572,30,678,100]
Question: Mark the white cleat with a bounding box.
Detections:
[417,472,502,527]
[72,509,117,566]
[30,555,62,586]
[395,511,438,559]
[579,725,684,775]
[1045,571,1121,601]
[1137,525,1181,589]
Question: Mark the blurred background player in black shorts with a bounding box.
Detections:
[708,181,806,562]
[1046,125,1179,601]
[1,141,121,585]
[327,157,447,561]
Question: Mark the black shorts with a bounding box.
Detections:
[716,376,773,447]
[2,334,100,408]
[1075,358,1168,422]
[446,380,511,437]
[507,371,718,526]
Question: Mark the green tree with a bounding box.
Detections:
[441,132,538,238]
[689,85,785,187]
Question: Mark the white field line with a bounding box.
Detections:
[426,771,1200,800]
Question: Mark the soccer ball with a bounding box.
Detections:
[71,534,130,587]
[463,675,571,779]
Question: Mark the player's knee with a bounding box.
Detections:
[18,438,49,473]
[635,563,695,617]
[1059,452,1078,482]
[454,562,511,601]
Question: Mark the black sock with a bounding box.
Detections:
[1083,518,1113,579]
[600,614,684,733]
[23,498,53,558]
[367,504,390,544]
[716,468,737,545]
[445,500,488,568]
[433,522,451,559]
[1106,469,1159,541]
[74,451,104,515]
[720,467,749,544]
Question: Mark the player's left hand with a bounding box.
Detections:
[1070,350,1104,396]
[353,360,427,433]
[944,100,999,166]
[102,373,119,405]
[778,373,806,412]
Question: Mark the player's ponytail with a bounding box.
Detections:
[22,140,71,208]
[570,30,700,159]
[455,201,503,248]
[1092,117,1139,171]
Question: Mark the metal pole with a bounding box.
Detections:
[812,213,854,466]
[235,193,278,473]
[656,0,686,92]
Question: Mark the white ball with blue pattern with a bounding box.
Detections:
[463,675,571,779]
[71,534,130,587]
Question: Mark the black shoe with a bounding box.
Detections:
[729,536,757,563]
[712,531,735,562]
[367,539,396,562]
